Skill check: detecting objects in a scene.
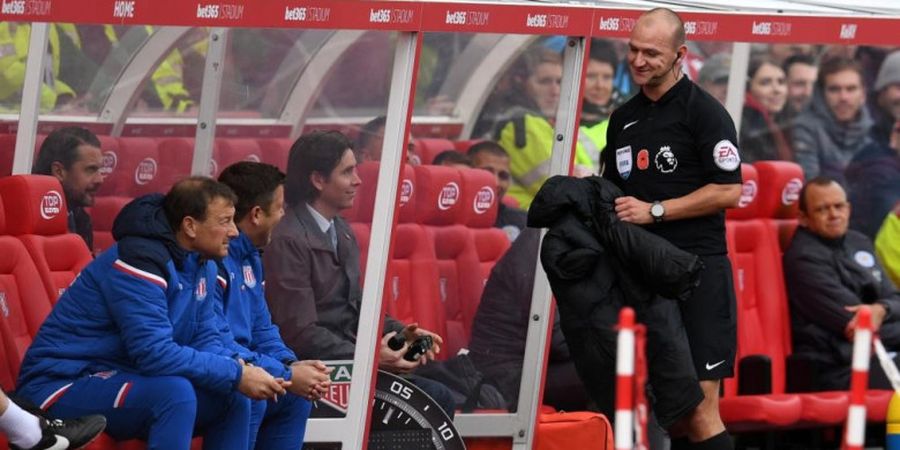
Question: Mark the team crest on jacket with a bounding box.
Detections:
[615,146,632,179]
[655,146,678,173]
[243,265,257,288]
[196,277,207,300]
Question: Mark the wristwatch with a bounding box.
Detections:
[650,201,665,223]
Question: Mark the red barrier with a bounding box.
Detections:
[843,306,872,450]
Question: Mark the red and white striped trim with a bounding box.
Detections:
[615,307,636,450]
[217,275,228,290]
[113,259,168,289]
[843,306,872,450]
[114,382,133,408]
[40,382,73,410]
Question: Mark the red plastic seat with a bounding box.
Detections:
[0,176,92,304]
[256,138,292,171]
[91,196,132,255]
[453,139,483,154]
[414,138,456,165]
[112,137,164,197]
[156,138,202,192]
[214,138,263,176]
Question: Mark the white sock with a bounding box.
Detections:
[0,399,42,448]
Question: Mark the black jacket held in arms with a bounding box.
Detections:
[527,175,704,427]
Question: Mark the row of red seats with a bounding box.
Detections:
[719,161,892,431]
[345,163,510,358]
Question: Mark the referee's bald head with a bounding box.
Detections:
[636,7,686,50]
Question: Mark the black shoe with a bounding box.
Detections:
[10,415,108,450]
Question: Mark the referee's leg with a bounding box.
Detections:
[679,254,736,449]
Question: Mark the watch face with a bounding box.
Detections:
[370,371,466,450]
[651,203,664,217]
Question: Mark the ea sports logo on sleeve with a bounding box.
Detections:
[437,182,459,211]
[473,186,495,214]
[781,178,803,206]
[40,190,63,220]
[399,179,413,206]
[135,158,158,185]
[738,180,757,208]
[100,151,118,176]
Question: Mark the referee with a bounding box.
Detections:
[601,8,742,450]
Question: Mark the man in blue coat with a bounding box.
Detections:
[16,177,287,450]
[216,162,331,449]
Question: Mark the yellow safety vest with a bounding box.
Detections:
[875,212,900,288]
[577,119,609,169]
[497,111,595,210]
[104,25,199,113]
[0,23,76,112]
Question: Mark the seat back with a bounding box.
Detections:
[215,138,264,175]
[726,164,760,221]
[386,223,444,347]
[414,138,456,165]
[114,137,164,197]
[256,138,292,171]
[0,175,92,303]
[91,196,132,255]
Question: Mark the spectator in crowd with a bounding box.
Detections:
[467,141,528,242]
[0,24,76,111]
[355,116,420,165]
[845,119,900,239]
[868,51,900,146]
[579,39,624,168]
[32,127,104,251]
[876,204,900,289]
[15,178,286,449]
[792,57,872,180]
[740,56,792,163]
[697,53,731,106]
[468,228,588,412]
[0,389,105,450]
[784,177,900,390]
[781,54,818,122]
[495,47,594,210]
[215,162,332,449]
[432,150,471,169]
[263,130,455,415]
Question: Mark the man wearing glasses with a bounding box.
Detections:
[784,176,900,391]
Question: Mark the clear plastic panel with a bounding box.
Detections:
[0,21,28,177]
[404,32,591,418]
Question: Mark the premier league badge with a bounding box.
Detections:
[616,146,632,180]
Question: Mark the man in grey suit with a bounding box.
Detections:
[263,130,455,414]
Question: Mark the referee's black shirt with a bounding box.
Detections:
[601,75,741,255]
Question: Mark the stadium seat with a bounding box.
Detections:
[413,165,473,356]
[0,134,14,177]
[94,135,122,197]
[91,196,131,255]
[414,138,456,165]
[214,138,263,176]
[156,138,201,191]
[384,223,443,341]
[455,168,509,349]
[113,137,164,197]
[256,138,292,171]
[0,176,92,304]
[453,139,483,154]
[720,170,804,429]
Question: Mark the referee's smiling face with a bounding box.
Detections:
[628,19,680,88]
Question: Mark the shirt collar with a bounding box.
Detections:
[228,230,256,261]
[305,203,333,234]
[636,74,691,107]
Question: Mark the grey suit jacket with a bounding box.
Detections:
[263,204,403,360]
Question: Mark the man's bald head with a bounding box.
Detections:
[636,7,685,50]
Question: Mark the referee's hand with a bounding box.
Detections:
[615,196,653,225]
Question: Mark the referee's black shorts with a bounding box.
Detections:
[679,254,738,381]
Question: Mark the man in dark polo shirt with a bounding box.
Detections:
[601,8,742,450]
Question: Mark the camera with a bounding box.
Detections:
[387,333,434,361]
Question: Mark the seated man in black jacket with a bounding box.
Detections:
[784,176,900,390]
[468,228,588,412]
